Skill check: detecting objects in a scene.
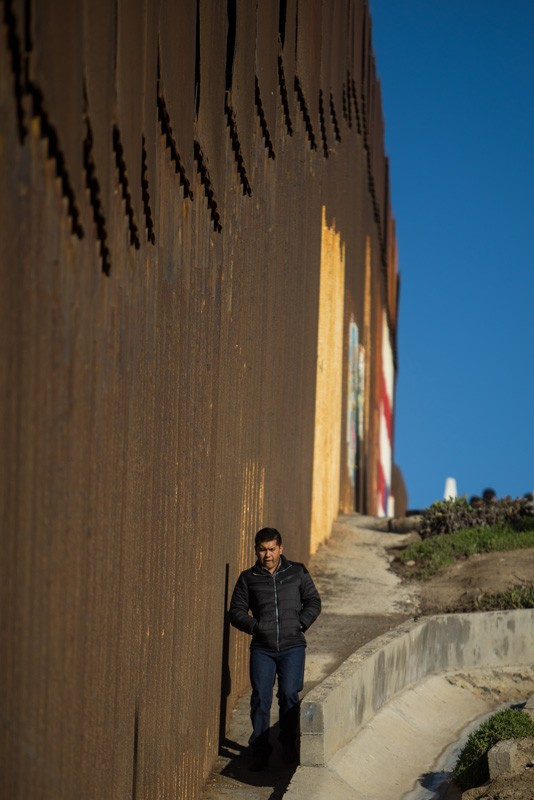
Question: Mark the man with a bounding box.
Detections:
[229,527,321,769]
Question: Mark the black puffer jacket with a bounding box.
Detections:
[229,555,321,651]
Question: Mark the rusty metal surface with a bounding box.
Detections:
[0,1,399,798]
[227,0,256,188]
[82,0,116,220]
[159,0,196,192]
[32,0,85,206]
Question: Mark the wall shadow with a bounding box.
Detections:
[218,563,232,754]
[220,722,298,800]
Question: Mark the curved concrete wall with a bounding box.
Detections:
[301,609,534,766]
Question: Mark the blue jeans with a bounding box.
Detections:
[249,646,306,753]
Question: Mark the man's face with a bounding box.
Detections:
[256,539,283,573]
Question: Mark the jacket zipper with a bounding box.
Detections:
[252,562,290,651]
[273,573,280,651]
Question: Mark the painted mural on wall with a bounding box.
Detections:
[346,316,359,486]
[378,310,395,517]
[358,344,366,456]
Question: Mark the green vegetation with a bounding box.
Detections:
[420,496,531,539]
[400,525,534,580]
[453,707,534,789]
[513,515,534,533]
[465,584,534,611]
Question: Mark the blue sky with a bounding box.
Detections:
[369,0,534,509]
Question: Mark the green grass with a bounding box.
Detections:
[453,707,534,789]
[400,524,534,580]
[466,584,534,611]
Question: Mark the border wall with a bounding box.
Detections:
[0,1,399,798]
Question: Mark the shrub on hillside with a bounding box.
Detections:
[399,525,534,580]
[453,707,534,789]
[465,584,534,611]
[399,524,534,579]
[420,496,527,539]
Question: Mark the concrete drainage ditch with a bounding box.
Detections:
[284,610,534,800]
[402,702,526,800]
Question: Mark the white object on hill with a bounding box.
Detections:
[444,477,457,500]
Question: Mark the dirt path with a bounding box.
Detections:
[304,515,419,689]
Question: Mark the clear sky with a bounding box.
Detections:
[369,0,534,510]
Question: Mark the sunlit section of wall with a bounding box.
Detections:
[239,461,265,573]
[231,460,265,690]
[310,207,346,553]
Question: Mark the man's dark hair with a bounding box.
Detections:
[254,527,282,547]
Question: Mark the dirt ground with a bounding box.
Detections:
[388,541,534,615]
